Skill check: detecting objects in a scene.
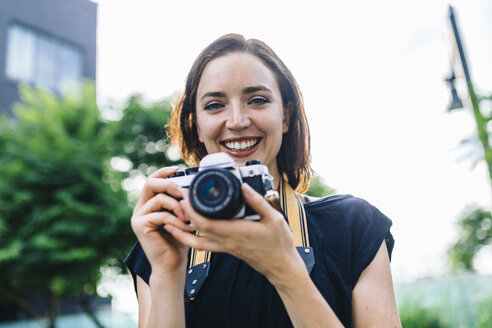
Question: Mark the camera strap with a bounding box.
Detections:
[278,179,310,247]
[278,179,315,274]
[184,179,314,301]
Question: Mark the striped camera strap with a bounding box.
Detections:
[184,179,314,300]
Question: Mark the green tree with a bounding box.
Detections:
[446,8,492,272]
[399,299,450,328]
[0,82,177,327]
[446,92,492,272]
[106,95,177,170]
[104,95,182,203]
[0,83,133,327]
[477,294,492,328]
[448,206,492,272]
[306,174,336,198]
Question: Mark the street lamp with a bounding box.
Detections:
[445,71,463,111]
[446,5,492,184]
[447,5,479,113]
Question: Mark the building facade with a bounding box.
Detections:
[0,0,97,115]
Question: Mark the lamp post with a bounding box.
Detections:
[447,5,492,185]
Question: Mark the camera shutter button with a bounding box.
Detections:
[185,167,199,175]
[246,160,260,166]
[169,171,185,178]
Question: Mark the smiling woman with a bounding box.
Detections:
[125,34,401,328]
[194,52,288,185]
[168,34,311,193]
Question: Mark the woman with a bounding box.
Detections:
[126,34,401,327]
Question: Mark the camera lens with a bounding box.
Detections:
[189,168,243,219]
[200,176,226,204]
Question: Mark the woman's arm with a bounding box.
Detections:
[136,277,151,328]
[136,270,187,328]
[352,241,401,327]
[270,240,401,328]
[130,166,192,328]
[267,250,344,328]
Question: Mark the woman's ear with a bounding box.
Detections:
[283,102,294,133]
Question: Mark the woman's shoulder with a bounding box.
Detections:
[303,193,393,237]
[304,194,394,286]
[303,193,376,214]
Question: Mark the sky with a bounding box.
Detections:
[95,0,492,315]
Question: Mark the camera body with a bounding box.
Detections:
[167,152,276,220]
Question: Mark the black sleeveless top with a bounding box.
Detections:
[125,194,394,327]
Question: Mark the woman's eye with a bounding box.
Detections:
[204,102,224,110]
[249,97,269,105]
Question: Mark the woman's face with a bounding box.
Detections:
[195,52,289,183]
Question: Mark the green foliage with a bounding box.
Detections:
[446,90,492,272]
[306,174,336,198]
[477,295,492,328]
[0,81,183,326]
[399,299,450,328]
[0,83,134,305]
[106,95,178,173]
[448,206,492,272]
[104,95,182,205]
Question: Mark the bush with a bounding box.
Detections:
[399,299,449,328]
[477,295,492,328]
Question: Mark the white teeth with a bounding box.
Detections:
[224,139,259,151]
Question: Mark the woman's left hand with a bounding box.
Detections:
[164,183,304,284]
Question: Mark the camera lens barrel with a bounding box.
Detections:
[189,168,243,219]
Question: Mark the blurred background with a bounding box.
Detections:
[0,0,491,327]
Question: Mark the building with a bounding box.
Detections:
[0,0,97,115]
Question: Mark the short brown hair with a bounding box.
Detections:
[168,34,312,193]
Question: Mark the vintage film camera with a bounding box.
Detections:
[167,152,279,220]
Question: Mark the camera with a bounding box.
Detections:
[167,152,278,220]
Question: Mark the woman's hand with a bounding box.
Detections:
[164,183,350,327]
[164,183,305,285]
[131,166,193,275]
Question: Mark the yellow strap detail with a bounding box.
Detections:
[189,231,210,268]
[279,179,310,248]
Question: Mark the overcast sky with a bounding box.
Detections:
[96,0,492,289]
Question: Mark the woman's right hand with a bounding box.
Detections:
[131,166,193,275]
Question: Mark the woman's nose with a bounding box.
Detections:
[225,103,250,130]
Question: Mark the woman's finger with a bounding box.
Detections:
[149,166,180,179]
[164,224,224,252]
[135,192,186,222]
[137,179,183,210]
[180,195,240,237]
[136,167,181,208]
[132,211,193,234]
[144,178,184,198]
[241,183,282,221]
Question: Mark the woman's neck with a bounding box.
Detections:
[267,163,282,191]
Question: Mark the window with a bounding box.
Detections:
[5,24,83,94]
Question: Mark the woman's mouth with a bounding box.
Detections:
[223,138,260,151]
[221,137,262,157]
